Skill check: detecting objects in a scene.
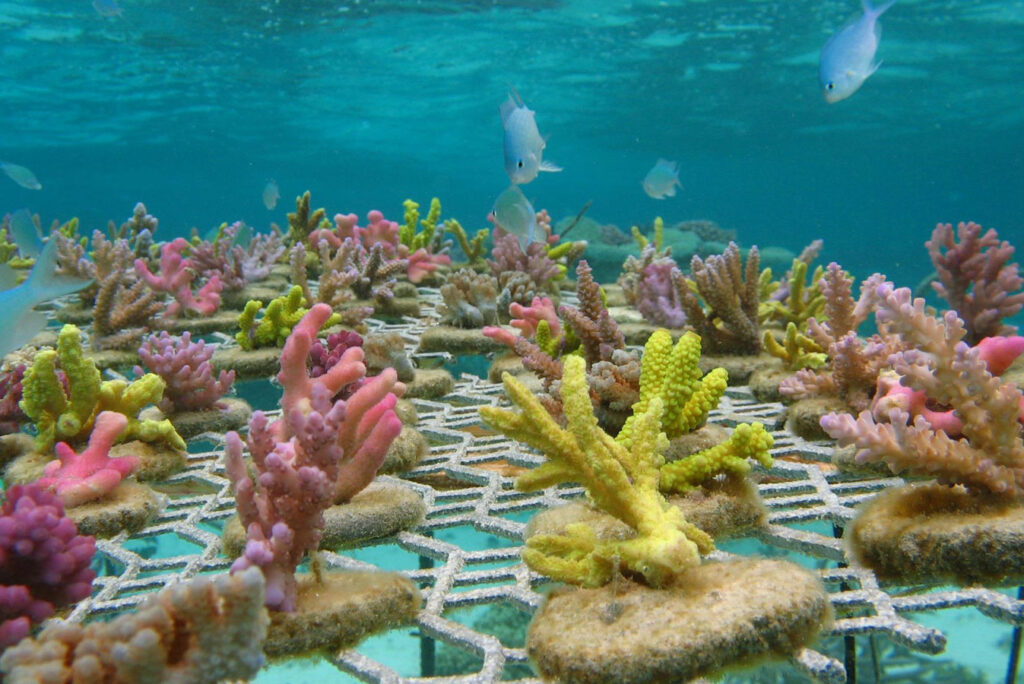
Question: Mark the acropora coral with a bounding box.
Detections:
[19,325,185,453]
[136,331,235,413]
[481,355,712,588]
[680,242,762,355]
[235,285,341,351]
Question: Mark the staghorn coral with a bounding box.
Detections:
[438,268,499,328]
[926,221,1024,345]
[136,331,235,413]
[0,568,267,684]
[444,217,488,266]
[235,285,342,351]
[488,231,561,302]
[679,241,762,355]
[286,190,327,245]
[821,282,1024,496]
[0,483,96,651]
[779,264,895,410]
[350,242,407,301]
[226,305,403,611]
[90,231,164,350]
[134,238,222,318]
[480,355,711,588]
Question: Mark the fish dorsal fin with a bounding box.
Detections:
[25,233,92,302]
[499,95,519,125]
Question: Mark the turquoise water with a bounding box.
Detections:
[2,0,1021,290]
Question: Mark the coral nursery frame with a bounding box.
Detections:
[52,289,1024,684]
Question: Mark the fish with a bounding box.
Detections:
[262,179,279,210]
[92,0,123,17]
[819,0,896,103]
[642,159,682,199]
[0,233,93,358]
[0,161,42,190]
[501,90,562,185]
[491,185,539,251]
[8,209,43,259]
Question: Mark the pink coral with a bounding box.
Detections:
[136,331,235,412]
[226,304,404,611]
[134,237,222,317]
[36,411,137,508]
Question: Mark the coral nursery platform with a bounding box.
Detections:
[39,288,1024,683]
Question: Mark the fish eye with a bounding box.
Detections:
[517,160,524,168]
[826,82,835,91]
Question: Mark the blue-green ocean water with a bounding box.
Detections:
[2,0,1021,292]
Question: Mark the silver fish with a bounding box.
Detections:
[262,179,279,210]
[0,161,42,190]
[8,209,43,259]
[819,0,896,103]
[491,185,539,251]
[642,159,682,199]
[501,90,562,185]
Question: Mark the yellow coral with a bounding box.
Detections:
[480,355,709,588]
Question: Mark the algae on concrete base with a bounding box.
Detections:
[223,481,426,555]
[418,325,507,355]
[264,571,420,658]
[846,482,1024,585]
[67,480,164,538]
[527,558,832,684]
[786,396,848,441]
[380,424,428,474]
[403,368,454,399]
[212,347,282,380]
[697,352,775,386]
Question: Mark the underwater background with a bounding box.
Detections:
[2,0,1022,293]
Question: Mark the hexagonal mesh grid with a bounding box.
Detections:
[38,289,1024,683]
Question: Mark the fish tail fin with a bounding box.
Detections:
[24,233,92,303]
[863,0,896,16]
[539,160,563,173]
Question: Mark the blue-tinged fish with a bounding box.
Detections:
[819,0,896,103]
[92,0,123,18]
[491,185,539,251]
[642,159,682,199]
[0,161,42,190]
[501,90,561,185]
[8,209,43,259]
[262,179,280,210]
[0,233,92,358]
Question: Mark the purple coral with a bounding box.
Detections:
[0,483,96,650]
[0,364,26,436]
[926,221,1024,345]
[309,330,365,399]
[136,331,235,413]
[636,257,687,328]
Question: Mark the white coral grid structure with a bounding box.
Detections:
[45,290,1024,684]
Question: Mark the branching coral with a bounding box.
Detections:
[225,304,403,611]
[36,411,137,508]
[488,231,561,303]
[821,282,1024,496]
[925,221,1024,345]
[286,191,327,246]
[0,567,268,684]
[235,286,341,351]
[90,231,164,350]
[0,483,96,650]
[134,238,222,318]
[679,242,762,355]
[481,355,711,588]
[779,264,895,410]
[438,268,499,328]
[619,244,687,328]
[136,331,235,413]
[19,325,185,453]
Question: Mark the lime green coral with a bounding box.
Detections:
[631,216,665,253]
[480,355,712,588]
[763,322,827,371]
[617,330,728,449]
[759,259,826,328]
[19,325,184,452]
[401,197,442,251]
[443,217,488,266]
[660,422,774,493]
[235,285,340,350]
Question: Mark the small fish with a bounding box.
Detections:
[819,0,896,103]
[642,159,682,199]
[0,162,42,190]
[491,185,539,251]
[0,233,92,358]
[262,179,279,210]
[8,209,43,259]
[92,0,123,18]
[501,90,561,185]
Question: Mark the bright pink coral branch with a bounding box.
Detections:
[134,238,223,317]
[37,411,136,507]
